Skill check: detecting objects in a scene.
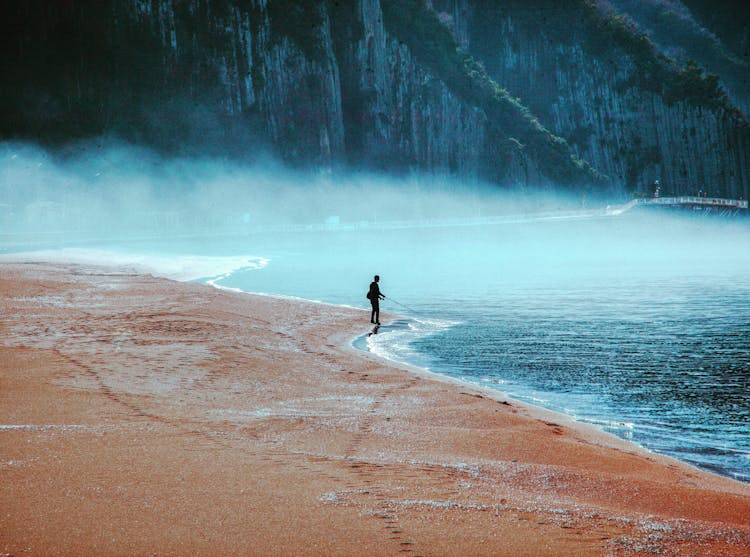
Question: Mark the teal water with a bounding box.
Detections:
[39,209,749,482]
[214,211,750,482]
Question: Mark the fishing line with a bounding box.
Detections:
[384,296,419,314]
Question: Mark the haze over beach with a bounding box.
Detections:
[2,1,750,556]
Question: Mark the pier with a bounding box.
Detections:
[607,196,748,217]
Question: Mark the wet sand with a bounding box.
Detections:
[1,262,749,556]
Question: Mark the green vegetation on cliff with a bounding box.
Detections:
[579,2,738,115]
[381,0,607,188]
[471,0,743,119]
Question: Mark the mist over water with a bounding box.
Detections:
[2,141,749,482]
[1,141,592,244]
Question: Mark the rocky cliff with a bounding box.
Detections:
[2,0,748,198]
[456,0,749,198]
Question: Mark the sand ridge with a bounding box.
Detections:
[1,262,749,556]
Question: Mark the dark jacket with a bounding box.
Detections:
[368,281,383,303]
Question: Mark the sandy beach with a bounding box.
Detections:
[1,262,749,556]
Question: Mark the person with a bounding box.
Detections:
[367,275,385,325]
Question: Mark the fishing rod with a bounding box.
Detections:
[384,295,419,314]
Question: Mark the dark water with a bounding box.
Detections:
[404,278,750,481]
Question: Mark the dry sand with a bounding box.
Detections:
[1,262,749,556]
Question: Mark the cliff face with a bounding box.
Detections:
[2,0,748,198]
[332,1,488,178]
[0,0,600,189]
[455,0,749,198]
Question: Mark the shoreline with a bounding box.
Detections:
[349,318,748,486]
[347,324,744,487]
[2,262,750,555]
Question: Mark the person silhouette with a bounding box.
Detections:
[367,275,385,325]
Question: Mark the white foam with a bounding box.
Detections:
[0,248,269,282]
[364,317,459,370]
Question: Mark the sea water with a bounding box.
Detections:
[209,210,750,482]
[20,208,748,482]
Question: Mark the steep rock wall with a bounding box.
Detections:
[2,0,600,189]
[457,1,749,198]
[9,0,746,196]
[335,1,487,178]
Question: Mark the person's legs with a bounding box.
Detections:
[371,301,379,324]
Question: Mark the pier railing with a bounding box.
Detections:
[641,196,748,209]
[606,196,748,216]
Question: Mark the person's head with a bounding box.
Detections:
[374,275,380,282]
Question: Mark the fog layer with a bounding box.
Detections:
[1,141,607,242]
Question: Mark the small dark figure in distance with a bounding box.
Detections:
[367,275,385,325]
